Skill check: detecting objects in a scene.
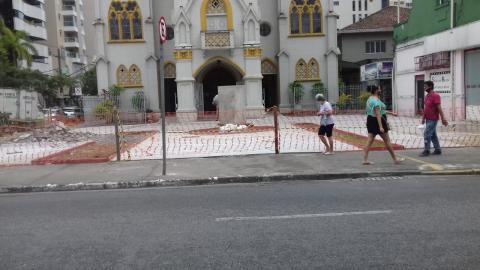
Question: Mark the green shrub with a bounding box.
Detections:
[94,100,115,119]
[358,90,371,109]
[288,81,304,104]
[131,91,145,112]
[337,92,352,109]
[311,81,326,99]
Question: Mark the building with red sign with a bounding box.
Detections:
[393,0,480,120]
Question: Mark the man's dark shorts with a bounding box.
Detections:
[318,124,334,137]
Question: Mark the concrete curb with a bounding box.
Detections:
[3,169,479,194]
[1,169,479,194]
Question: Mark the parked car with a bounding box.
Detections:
[43,107,63,121]
[63,106,84,119]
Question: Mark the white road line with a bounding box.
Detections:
[215,210,393,222]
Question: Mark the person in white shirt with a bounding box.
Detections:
[316,94,335,155]
[212,94,219,121]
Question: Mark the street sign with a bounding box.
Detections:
[74,87,82,96]
[158,17,167,44]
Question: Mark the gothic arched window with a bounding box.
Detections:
[308,58,320,80]
[295,58,320,81]
[201,0,233,32]
[129,65,142,86]
[117,64,143,87]
[290,7,300,34]
[289,0,323,35]
[295,59,308,81]
[117,65,129,86]
[110,12,120,40]
[108,0,143,42]
[132,12,142,39]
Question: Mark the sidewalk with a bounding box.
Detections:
[1,148,479,193]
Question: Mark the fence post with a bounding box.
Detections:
[113,108,121,162]
[273,106,280,154]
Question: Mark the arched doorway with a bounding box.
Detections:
[194,57,244,118]
[164,62,177,114]
[262,59,279,109]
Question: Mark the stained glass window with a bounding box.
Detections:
[289,0,323,35]
[108,1,143,41]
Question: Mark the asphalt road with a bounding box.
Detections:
[1,175,479,270]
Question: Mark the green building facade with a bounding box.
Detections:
[394,0,480,44]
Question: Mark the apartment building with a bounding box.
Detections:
[332,0,384,29]
[45,0,87,77]
[0,0,52,73]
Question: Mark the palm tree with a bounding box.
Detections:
[0,17,38,67]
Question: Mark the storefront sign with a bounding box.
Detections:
[430,71,451,94]
[360,61,393,81]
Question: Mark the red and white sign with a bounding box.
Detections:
[158,17,167,44]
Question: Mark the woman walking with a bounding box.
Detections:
[363,85,404,165]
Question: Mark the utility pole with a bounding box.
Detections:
[57,48,63,106]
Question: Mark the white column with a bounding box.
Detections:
[244,49,264,117]
[326,12,339,103]
[175,57,196,121]
[145,57,160,111]
[96,59,109,95]
[278,52,291,112]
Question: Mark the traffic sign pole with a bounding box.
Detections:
[158,17,167,175]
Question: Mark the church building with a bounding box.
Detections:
[93,0,339,119]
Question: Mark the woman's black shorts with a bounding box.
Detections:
[318,124,334,137]
[366,115,389,135]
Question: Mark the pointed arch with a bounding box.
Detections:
[108,0,144,42]
[117,64,129,86]
[289,0,323,36]
[295,59,308,81]
[247,19,256,42]
[261,58,277,75]
[193,56,245,79]
[129,64,142,87]
[308,58,320,80]
[164,62,176,79]
[200,0,233,32]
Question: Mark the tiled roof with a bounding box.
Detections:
[339,6,411,34]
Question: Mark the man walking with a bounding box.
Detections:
[316,94,335,155]
[420,81,448,157]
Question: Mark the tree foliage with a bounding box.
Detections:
[0,17,38,67]
[80,66,98,96]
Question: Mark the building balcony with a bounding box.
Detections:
[64,37,80,48]
[14,17,47,40]
[31,43,49,58]
[201,31,234,50]
[13,0,46,21]
[63,23,79,33]
[30,60,51,74]
[66,51,81,63]
[62,5,77,17]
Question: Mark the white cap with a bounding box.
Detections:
[315,94,325,101]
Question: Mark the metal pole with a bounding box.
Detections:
[159,43,167,175]
[273,106,280,154]
[114,109,121,162]
[397,4,400,24]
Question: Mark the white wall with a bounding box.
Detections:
[0,89,43,120]
[394,21,480,119]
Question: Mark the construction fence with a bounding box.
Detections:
[1,103,479,166]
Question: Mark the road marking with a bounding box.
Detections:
[216,210,392,222]
[397,154,444,171]
[353,176,403,182]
